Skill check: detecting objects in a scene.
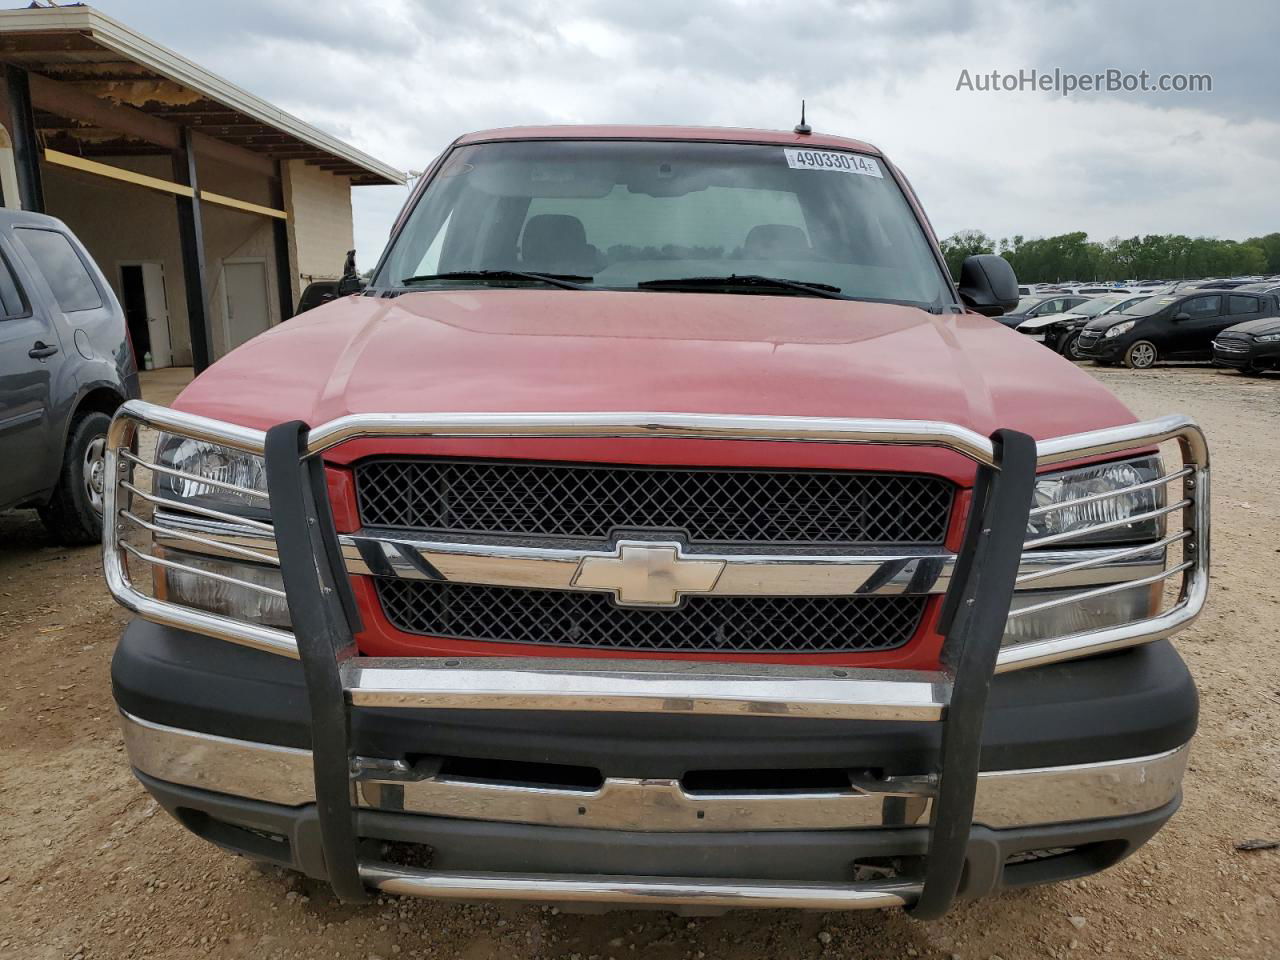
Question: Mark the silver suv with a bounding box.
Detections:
[0,209,139,543]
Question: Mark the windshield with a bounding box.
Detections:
[1105,295,1149,314]
[1071,295,1126,317]
[1119,295,1178,317]
[374,140,951,308]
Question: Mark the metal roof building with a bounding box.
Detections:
[0,4,404,370]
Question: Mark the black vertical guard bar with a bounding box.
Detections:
[265,421,369,903]
[909,428,1037,919]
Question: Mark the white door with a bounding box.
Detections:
[222,259,271,353]
[140,262,172,367]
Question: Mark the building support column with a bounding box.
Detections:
[270,162,294,322]
[4,65,44,212]
[173,126,213,373]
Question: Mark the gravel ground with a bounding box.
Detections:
[1,364,1277,960]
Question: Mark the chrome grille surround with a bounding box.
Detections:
[102,401,1209,673]
[354,458,954,546]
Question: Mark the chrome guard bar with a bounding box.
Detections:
[103,401,1209,673]
[102,401,1209,916]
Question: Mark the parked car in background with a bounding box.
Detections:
[1076,290,1278,368]
[1224,281,1280,298]
[1191,278,1260,291]
[1168,280,1216,293]
[0,209,139,543]
[1212,312,1280,374]
[1017,293,1149,358]
[994,293,1090,328]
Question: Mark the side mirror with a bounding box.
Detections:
[957,254,1020,317]
[1174,312,1191,321]
[337,249,365,296]
[337,273,366,296]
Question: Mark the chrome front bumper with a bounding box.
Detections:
[121,711,1189,835]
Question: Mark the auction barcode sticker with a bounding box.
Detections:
[783,148,883,178]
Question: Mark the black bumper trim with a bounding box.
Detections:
[113,621,1199,779]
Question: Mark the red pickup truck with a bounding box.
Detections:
[104,126,1208,918]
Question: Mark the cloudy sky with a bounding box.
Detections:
[93,0,1280,265]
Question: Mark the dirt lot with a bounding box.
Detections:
[1,364,1277,960]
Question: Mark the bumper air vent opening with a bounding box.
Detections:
[175,808,292,867]
[434,755,606,791]
[1001,840,1128,888]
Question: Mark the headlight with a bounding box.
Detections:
[1104,320,1136,338]
[1256,333,1280,342]
[1027,456,1164,544]
[149,437,284,627]
[1004,583,1156,646]
[154,435,269,517]
[157,547,291,629]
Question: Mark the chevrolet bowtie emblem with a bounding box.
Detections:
[573,541,725,607]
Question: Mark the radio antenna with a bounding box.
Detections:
[794,100,812,135]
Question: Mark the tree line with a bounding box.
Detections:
[939,230,1280,284]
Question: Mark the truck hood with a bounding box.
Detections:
[175,290,1136,442]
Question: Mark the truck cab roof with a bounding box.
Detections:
[454,124,882,155]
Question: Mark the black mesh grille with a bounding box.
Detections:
[375,579,926,654]
[355,460,953,546]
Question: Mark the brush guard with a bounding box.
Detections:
[103,403,1209,917]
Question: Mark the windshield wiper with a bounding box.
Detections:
[400,270,592,291]
[636,274,850,300]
